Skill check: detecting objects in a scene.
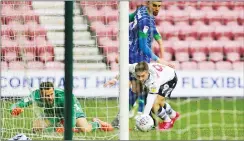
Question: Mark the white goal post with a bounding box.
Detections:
[119,0,129,140]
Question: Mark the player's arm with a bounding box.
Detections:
[143,84,159,115]
[153,27,163,59]
[129,11,136,22]
[104,64,137,87]
[10,93,34,116]
[138,19,160,62]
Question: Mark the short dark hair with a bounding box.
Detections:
[40,82,54,90]
[135,62,149,73]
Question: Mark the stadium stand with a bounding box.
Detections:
[1,1,243,71]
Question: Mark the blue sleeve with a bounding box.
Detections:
[138,38,159,61]
[138,18,159,61]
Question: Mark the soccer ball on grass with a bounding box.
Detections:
[135,114,154,132]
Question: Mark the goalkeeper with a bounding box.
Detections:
[10,82,113,133]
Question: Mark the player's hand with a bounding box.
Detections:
[11,108,24,116]
[157,59,175,69]
[104,79,117,87]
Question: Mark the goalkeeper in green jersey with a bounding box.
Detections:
[10,82,113,133]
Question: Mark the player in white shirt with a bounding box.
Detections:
[105,62,180,130]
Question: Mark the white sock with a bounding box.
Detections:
[157,107,171,122]
[164,102,176,119]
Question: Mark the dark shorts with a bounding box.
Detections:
[158,73,178,98]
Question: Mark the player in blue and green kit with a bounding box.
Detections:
[111,1,174,127]
[128,1,175,118]
[10,82,113,133]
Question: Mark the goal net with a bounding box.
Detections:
[1,0,120,140]
[128,0,244,140]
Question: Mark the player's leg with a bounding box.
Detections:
[152,95,173,130]
[130,79,140,111]
[163,102,179,124]
[162,73,180,124]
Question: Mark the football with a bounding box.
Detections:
[135,114,154,132]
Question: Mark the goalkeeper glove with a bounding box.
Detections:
[11,108,24,116]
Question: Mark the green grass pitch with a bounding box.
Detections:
[1,98,243,140]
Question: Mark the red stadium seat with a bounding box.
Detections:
[224,41,241,62]
[208,41,224,62]
[212,25,232,40]
[232,61,244,70]
[201,36,214,42]
[90,21,104,33]
[185,36,196,41]
[100,38,118,54]
[1,25,13,37]
[173,41,189,62]
[83,6,97,15]
[27,61,44,70]
[189,41,208,62]
[45,61,64,70]
[198,61,215,70]
[17,38,36,61]
[215,61,232,70]
[181,61,198,70]
[189,10,205,23]
[8,61,25,70]
[153,41,173,61]
[196,25,215,40]
[209,21,222,28]
[199,2,214,8]
[158,25,179,39]
[104,9,118,24]
[237,10,244,25]
[216,6,230,12]
[26,25,47,40]
[8,21,27,38]
[204,10,222,24]
[0,61,8,70]
[96,25,113,37]
[218,36,231,42]
[22,9,39,23]
[226,21,239,27]
[155,10,166,24]
[86,7,104,22]
[192,20,205,28]
[169,11,189,23]
[231,25,244,38]
[1,1,32,5]
[167,5,180,11]
[1,5,22,24]
[178,25,197,40]
[36,42,54,62]
[184,5,197,13]
[222,11,239,24]
[201,6,213,12]
[1,38,19,62]
[214,2,234,9]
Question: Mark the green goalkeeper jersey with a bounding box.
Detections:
[10,88,85,121]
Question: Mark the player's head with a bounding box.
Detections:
[40,82,54,104]
[135,62,149,83]
[147,1,162,16]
